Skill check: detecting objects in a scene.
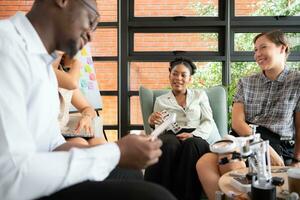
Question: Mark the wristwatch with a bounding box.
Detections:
[292,157,300,163]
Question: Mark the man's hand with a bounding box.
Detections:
[116,134,162,169]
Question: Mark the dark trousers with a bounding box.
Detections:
[38,167,176,200]
[144,133,210,200]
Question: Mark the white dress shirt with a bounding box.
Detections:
[154,89,220,144]
[0,12,120,200]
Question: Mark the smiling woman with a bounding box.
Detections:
[196,30,300,200]
[144,57,221,200]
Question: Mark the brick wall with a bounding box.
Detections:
[134,0,219,17]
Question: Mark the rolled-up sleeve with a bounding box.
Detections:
[0,43,120,200]
[233,79,245,103]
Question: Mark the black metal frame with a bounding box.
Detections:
[93,0,300,138]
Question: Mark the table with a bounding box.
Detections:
[218,167,289,199]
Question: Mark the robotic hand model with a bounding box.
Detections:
[210,125,283,200]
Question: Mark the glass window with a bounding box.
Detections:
[99,96,118,125]
[96,0,117,22]
[0,1,116,22]
[0,1,33,19]
[287,62,300,70]
[134,0,218,17]
[134,33,218,52]
[129,130,144,135]
[130,62,222,91]
[234,32,300,52]
[104,130,118,142]
[235,0,300,16]
[94,61,118,91]
[130,96,143,125]
[191,62,222,88]
[229,62,259,108]
[130,62,170,91]
[90,28,118,57]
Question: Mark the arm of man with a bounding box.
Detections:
[231,102,252,136]
[0,46,120,200]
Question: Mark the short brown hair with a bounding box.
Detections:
[253,30,290,56]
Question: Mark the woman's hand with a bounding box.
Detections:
[75,115,93,135]
[176,132,193,141]
[148,112,163,126]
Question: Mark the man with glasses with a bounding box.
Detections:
[0,0,176,199]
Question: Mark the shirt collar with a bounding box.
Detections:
[167,89,190,108]
[10,12,54,64]
[276,67,289,82]
[259,67,289,83]
[167,89,190,98]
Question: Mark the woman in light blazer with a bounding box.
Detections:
[144,57,220,200]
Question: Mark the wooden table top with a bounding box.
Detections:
[218,166,290,199]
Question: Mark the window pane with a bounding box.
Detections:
[129,130,145,135]
[134,0,218,17]
[0,1,116,22]
[234,32,300,52]
[0,0,33,19]
[130,62,169,90]
[94,61,117,91]
[134,33,218,52]
[90,28,118,56]
[130,62,222,91]
[96,0,117,22]
[104,130,118,142]
[235,0,300,16]
[191,62,222,88]
[99,96,118,125]
[130,96,143,125]
[287,62,300,70]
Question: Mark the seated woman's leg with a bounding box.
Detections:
[196,153,246,200]
[196,153,221,200]
[87,137,107,146]
[144,133,180,191]
[66,137,89,146]
[173,137,210,200]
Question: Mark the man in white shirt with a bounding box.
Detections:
[0,0,176,200]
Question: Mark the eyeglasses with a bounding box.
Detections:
[78,0,100,32]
